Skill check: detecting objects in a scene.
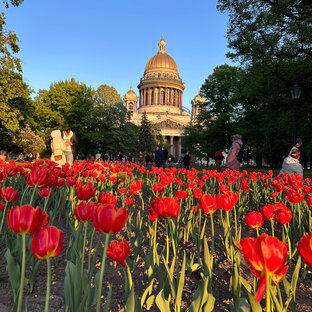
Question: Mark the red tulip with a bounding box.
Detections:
[186,181,196,189]
[149,196,180,221]
[106,238,131,267]
[31,226,63,260]
[118,188,127,194]
[98,192,117,205]
[235,234,288,302]
[0,186,19,202]
[175,190,188,199]
[193,188,204,199]
[306,196,312,207]
[152,183,164,193]
[124,197,134,205]
[219,184,229,193]
[274,207,292,224]
[38,188,53,198]
[27,166,51,188]
[286,191,305,204]
[297,233,312,268]
[192,206,198,212]
[74,201,96,223]
[259,204,275,220]
[92,203,129,234]
[7,205,49,235]
[66,177,76,186]
[76,182,96,201]
[216,192,239,211]
[199,194,218,215]
[244,211,264,229]
[129,180,143,193]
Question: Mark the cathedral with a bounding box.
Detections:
[123,37,205,160]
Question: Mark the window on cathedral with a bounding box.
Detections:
[146,91,149,105]
[158,73,161,78]
[129,103,134,114]
[151,90,154,105]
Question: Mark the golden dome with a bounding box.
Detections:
[145,37,179,74]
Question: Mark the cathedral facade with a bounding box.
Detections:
[123,37,204,160]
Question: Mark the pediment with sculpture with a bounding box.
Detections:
[155,119,184,130]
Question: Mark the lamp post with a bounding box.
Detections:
[291,83,301,145]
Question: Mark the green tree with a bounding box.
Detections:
[94,84,122,107]
[81,102,138,157]
[217,0,312,83]
[138,112,156,154]
[32,79,94,140]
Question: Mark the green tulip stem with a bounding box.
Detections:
[166,221,169,264]
[29,185,38,206]
[270,219,275,237]
[44,258,51,312]
[283,224,292,260]
[256,227,259,237]
[43,189,52,212]
[17,233,26,312]
[0,201,8,234]
[20,184,29,206]
[266,275,271,312]
[153,219,157,263]
[88,227,96,274]
[210,213,215,258]
[81,221,88,277]
[96,234,110,312]
[139,192,144,211]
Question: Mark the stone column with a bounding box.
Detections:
[139,89,143,108]
[143,89,146,106]
[158,88,161,105]
[148,89,152,106]
[180,91,182,108]
[177,137,181,159]
[170,136,174,155]
[165,88,168,105]
[153,88,156,105]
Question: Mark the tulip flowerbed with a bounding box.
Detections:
[0,159,311,312]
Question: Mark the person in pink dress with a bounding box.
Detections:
[225,134,243,170]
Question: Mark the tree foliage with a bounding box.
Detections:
[13,124,46,154]
[217,0,312,83]
[138,112,156,154]
[94,84,122,107]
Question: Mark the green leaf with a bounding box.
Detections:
[291,256,301,293]
[146,295,155,310]
[240,276,251,293]
[103,285,112,312]
[141,278,154,308]
[5,248,20,300]
[175,252,186,310]
[125,286,136,312]
[155,289,171,312]
[246,292,262,312]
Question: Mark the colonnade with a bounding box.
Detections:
[140,87,183,107]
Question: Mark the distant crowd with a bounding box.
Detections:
[0,129,305,177]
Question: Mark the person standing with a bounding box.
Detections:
[183,152,191,169]
[225,134,243,170]
[155,146,163,168]
[289,138,303,156]
[161,147,168,167]
[214,150,224,172]
[51,130,66,167]
[280,149,303,176]
[63,126,78,166]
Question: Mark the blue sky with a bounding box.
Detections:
[5,0,232,110]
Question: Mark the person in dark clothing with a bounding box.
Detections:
[214,150,224,172]
[162,147,168,167]
[155,146,163,168]
[127,153,132,162]
[183,152,191,168]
